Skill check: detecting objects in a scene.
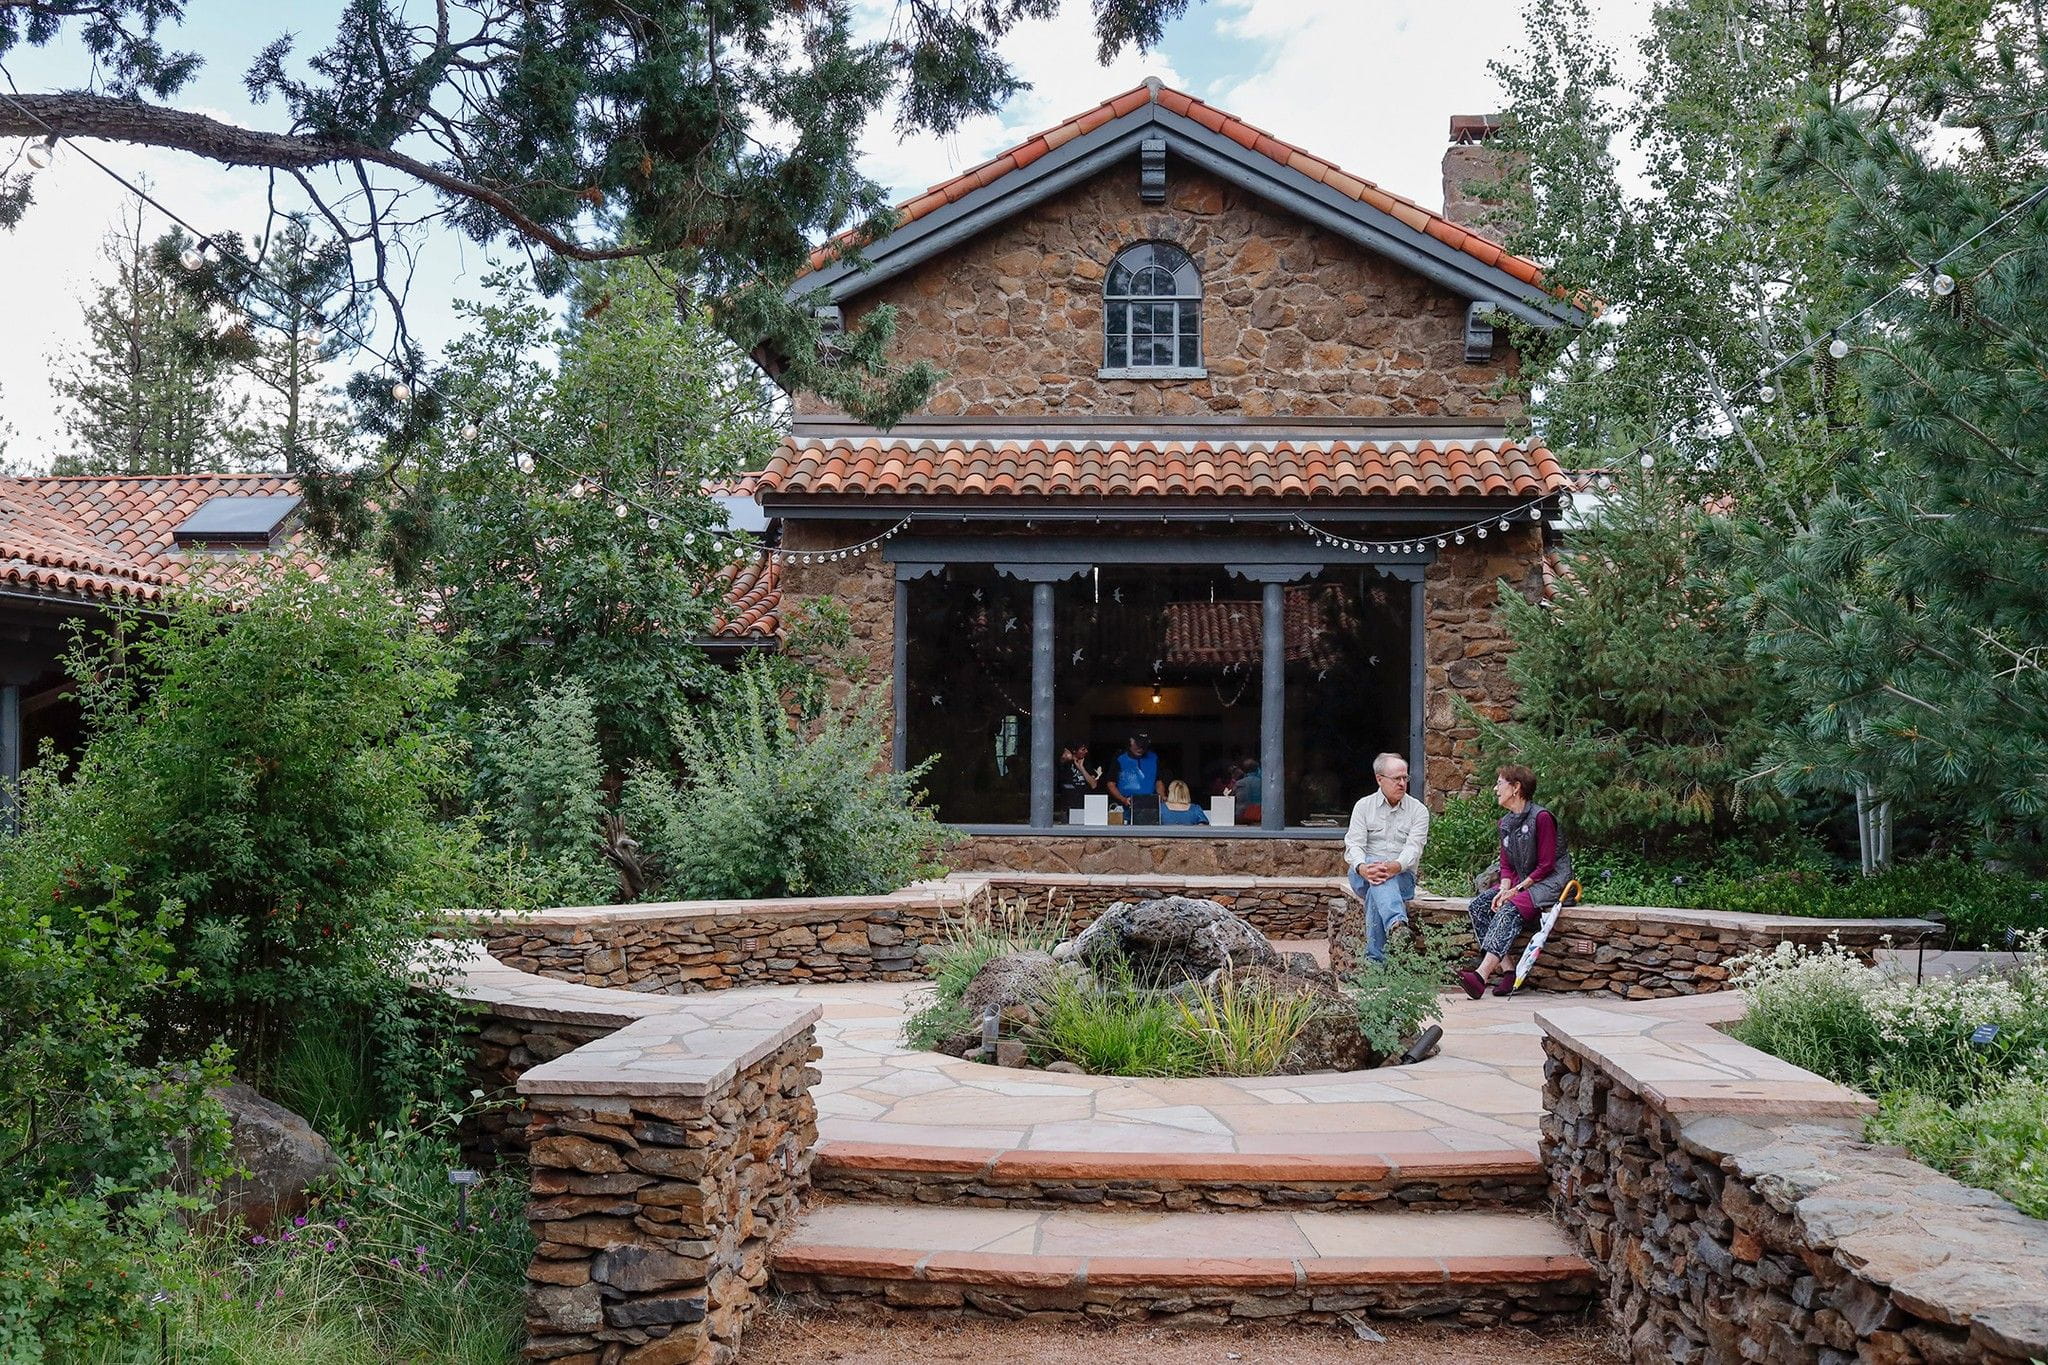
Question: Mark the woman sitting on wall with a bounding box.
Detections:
[1159,779,1210,825]
[1459,764,1573,999]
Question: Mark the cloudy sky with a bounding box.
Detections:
[0,0,1648,465]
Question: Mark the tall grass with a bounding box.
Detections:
[1173,977,1319,1075]
[1027,968,1204,1077]
[99,1106,530,1365]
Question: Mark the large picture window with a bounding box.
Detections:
[902,566,1035,825]
[899,557,1417,831]
[1104,242,1201,371]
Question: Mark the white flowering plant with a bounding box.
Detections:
[1727,939,1888,1084]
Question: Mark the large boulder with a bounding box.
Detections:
[204,1083,341,1230]
[1055,896,1281,986]
[1206,965,1377,1074]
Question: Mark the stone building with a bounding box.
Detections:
[757,82,1578,875]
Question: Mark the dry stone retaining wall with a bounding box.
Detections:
[443,946,820,1365]
[1330,892,1939,1000]
[1537,1004,2048,1365]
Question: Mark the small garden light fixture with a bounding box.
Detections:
[448,1166,480,1231]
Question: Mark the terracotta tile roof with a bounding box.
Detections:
[707,551,780,640]
[0,473,787,640]
[0,472,304,604]
[1161,584,1356,670]
[754,434,1566,500]
[805,80,1546,292]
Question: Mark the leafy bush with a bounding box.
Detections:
[622,663,952,899]
[1174,978,1319,1075]
[1344,926,1461,1054]
[1732,937,2048,1216]
[1727,940,1888,1083]
[1421,795,1500,894]
[1027,969,1206,1078]
[3,567,470,1100]
[900,899,1065,1052]
[1869,1071,2048,1219]
[469,677,614,906]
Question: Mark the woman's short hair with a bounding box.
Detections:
[1166,779,1192,803]
[1496,764,1538,801]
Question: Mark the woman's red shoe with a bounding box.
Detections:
[1457,969,1486,1000]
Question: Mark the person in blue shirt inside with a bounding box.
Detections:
[1109,732,1162,823]
[1234,752,1263,823]
[1160,779,1210,824]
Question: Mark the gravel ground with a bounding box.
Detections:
[740,1309,1626,1364]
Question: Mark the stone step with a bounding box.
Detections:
[771,1201,1596,1327]
[812,1140,1548,1211]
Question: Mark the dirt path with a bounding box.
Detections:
[740,1309,1625,1364]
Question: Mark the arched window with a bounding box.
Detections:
[1104,242,1201,372]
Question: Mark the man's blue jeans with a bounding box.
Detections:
[1348,868,1417,963]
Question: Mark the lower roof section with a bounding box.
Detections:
[753,431,1565,503]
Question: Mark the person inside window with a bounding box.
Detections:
[1234,752,1263,823]
[1160,779,1210,825]
[1109,732,1162,824]
[1459,764,1574,999]
[1058,743,1102,802]
[1344,753,1430,962]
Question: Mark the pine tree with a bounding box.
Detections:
[1471,468,1788,851]
[50,205,247,474]
[1736,108,2048,861]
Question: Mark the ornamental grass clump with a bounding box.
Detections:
[1028,968,1206,1078]
[1173,977,1320,1076]
[900,897,1067,1051]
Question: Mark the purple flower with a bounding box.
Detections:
[281,1231,296,1243]
[335,1219,348,1230]
[389,1256,402,1267]
[414,1244,426,1256]
[322,1240,335,1253]
[274,1288,284,1300]
[293,1216,307,1227]
[250,1235,267,1246]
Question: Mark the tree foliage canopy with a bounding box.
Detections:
[2,0,1192,425]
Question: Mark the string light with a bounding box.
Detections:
[390,380,412,403]
[1932,272,1956,297]
[1758,384,1775,403]
[1827,333,1849,360]
[459,422,479,442]
[178,243,204,272]
[24,136,54,170]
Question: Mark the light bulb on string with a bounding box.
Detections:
[303,321,324,349]
[1758,384,1775,403]
[178,244,205,272]
[1932,272,1956,297]
[567,481,587,498]
[515,453,535,475]
[1498,518,1510,531]
[1640,452,1656,470]
[1828,334,1849,360]
[25,136,55,170]
[1437,538,1447,549]
[459,422,479,442]
[390,380,412,403]
[615,503,629,518]
[1477,527,1488,539]
[648,516,662,532]
[1455,533,1466,545]
[1529,505,1542,520]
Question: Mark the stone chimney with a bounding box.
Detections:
[1442,114,1520,241]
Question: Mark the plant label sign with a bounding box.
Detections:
[1970,1023,2000,1047]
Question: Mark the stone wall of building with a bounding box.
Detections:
[1330,893,1942,998]
[802,162,1524,421]
[1421,522,1542,798]
[974,871,1343,939]
[1537,1004,2048,1365]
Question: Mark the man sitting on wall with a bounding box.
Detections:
[1109,732,1163,824]
[1345,753,1431,962]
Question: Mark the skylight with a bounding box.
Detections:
[171,494,303,548]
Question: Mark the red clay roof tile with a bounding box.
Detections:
[754,435,1565,501]
[801,82,1549,295]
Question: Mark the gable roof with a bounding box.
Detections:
[0,473,785,641]
[795,80,1576,330]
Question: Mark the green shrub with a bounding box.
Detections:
[1726,940,1888,1084]
[1174,978,1319,1075]
[1869,1071,2048,1219]
[4,566,471,1102]
[469,677,613,906]
[1344,926,1460,1054]
[1028,970,1205,1077]
[622,664,953,899]
[1421,795,1500,894]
